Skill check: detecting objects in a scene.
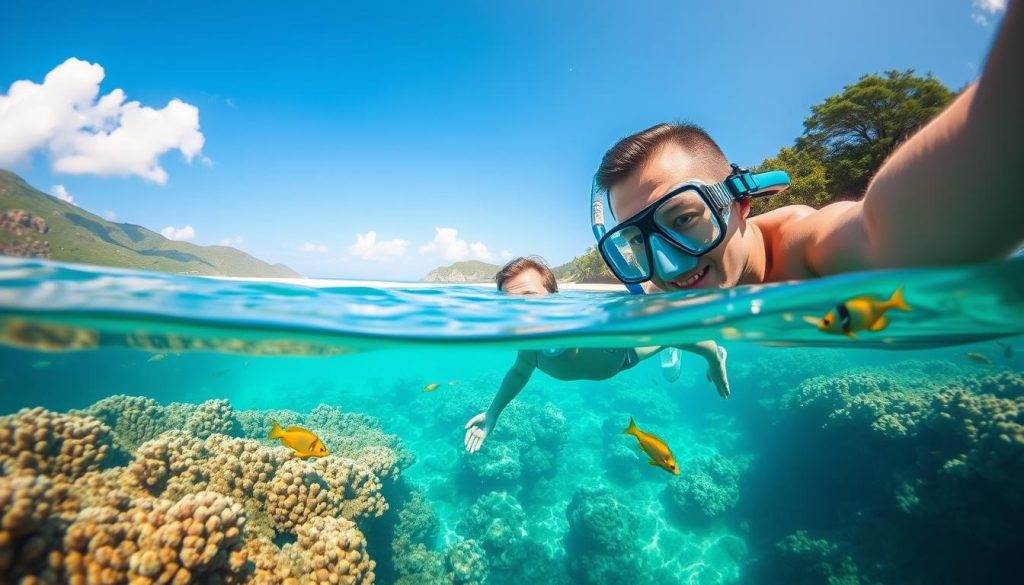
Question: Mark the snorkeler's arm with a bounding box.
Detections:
[805,1,1024,274]
[466,351,536,452]
[484,351,536,426]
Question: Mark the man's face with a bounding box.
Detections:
[608,142,750,292]
[501,269,552,296]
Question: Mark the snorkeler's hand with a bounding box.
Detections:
[464,412,491,453]
[706,345,731,399]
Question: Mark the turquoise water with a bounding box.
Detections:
[1,256,1022,584]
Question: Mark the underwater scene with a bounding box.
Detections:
[1,256,1023,585]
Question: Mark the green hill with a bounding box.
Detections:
[0,170,299,278]
[421,260,501,283]
[421,248,617,284]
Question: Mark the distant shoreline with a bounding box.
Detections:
[205,274,627,292]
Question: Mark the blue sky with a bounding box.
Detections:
[0,0,1006,279]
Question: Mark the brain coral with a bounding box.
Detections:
[565,488,641,585]
[665,453,743,520]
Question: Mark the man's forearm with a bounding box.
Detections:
[858,1,1024,268]
[485,369,531,423]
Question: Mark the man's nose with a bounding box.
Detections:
[649,234,698,281]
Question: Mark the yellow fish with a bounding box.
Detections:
[808,285,911,339]
[966,352,992,365]
[422,383,440,392]
[624,417,678,475]
[268,421,329,458]
[147,353,167,363]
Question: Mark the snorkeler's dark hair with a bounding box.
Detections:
[495,256,558,293]
[596,122,731,191]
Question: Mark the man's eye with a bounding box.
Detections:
[673,214,697,229]
[629,235,643,246]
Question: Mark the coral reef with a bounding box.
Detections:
[460,401,566,487]
[444,540,489,585]
[564,488,641,585]
[457,491,528,571]
[664,453,743,521]
[0,407,111,479]
[0,399,414,585]
[767,530,875,585]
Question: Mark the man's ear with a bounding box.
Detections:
[738,199,751,220]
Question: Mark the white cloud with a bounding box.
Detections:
[0,58,205,184]
[971,0,1007,26]
[103,210,117,221]
[161,225,195,241]
[347,231,408,262]
[500,250,513,260]
[418,227,494,262]
[219,235,244,247]
[50,184,74,204]
[301,241,329,254]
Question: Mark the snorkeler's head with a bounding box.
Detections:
[597,123,754,292]
[496,256,559,296]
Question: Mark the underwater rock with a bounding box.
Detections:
[565,487,642,585]
[664,453,743,521]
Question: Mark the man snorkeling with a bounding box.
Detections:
[464,257,728,453]
[589,0,1024,292]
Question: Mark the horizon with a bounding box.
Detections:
[0,0,1006,279]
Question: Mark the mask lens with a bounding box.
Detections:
[600,225,650,282]
[653,189,722,253]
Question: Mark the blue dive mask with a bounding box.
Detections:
[591,164,789,290]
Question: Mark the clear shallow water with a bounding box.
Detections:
[1,257,1022,584]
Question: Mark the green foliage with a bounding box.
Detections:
[552,246,616,283]
[799,69,954,198]
[753,70,954,215]
[751,146,830,215]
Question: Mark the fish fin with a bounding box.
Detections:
[285,426,308,433]
[801,315,822,327]
[648,460,660,466]
[887,285,911,312]
[267,420,284,440]
[845,330,857,340]
[624,417,638,436]
[869,316,889,332]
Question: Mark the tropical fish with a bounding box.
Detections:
[623,417,679,475]
[147,353,167,363]
[966,352,992,365]
[996,342,1013,360]
[268,421,329,458]
[807,286,911,339]
[422,383,440,392]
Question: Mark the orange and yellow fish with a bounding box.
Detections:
[807,285,911,339]
[268,421,329,459]
[624,417,679,475]
[422,383,440,392]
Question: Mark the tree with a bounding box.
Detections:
[751,146,830,215]
[797,70,954,198]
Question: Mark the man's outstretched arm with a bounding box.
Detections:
[807,0,1024,274]
[465,351,536,453]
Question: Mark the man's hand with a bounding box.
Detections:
[706,345,731,399]
[464,412,493,453]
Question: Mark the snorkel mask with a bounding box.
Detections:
[591,164,790,294]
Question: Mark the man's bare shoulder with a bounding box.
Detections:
[750,202,861,280]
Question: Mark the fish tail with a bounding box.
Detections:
[623,416,638,436]
[267,420,284,440]
[887,285,911,312]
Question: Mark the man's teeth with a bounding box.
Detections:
[678,267,706,287]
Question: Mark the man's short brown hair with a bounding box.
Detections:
[596,122,731,192]
[495,256,558,293]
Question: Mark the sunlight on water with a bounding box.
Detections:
[1,257,1022,584]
